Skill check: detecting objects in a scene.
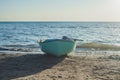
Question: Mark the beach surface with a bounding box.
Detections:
[0,53,120,80]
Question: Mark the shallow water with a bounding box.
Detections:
[0,22,120,53]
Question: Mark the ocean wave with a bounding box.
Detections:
[76,42,120,51]
[0,44,39,52]
[2,44,39,48]
[0,47,33,52]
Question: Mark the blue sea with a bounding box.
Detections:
[0,22,120,54]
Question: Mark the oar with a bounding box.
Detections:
[37,39,44,43]
[73,39,83,41]
[62,36,83,41]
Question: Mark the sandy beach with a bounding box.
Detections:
[0,53,120,80]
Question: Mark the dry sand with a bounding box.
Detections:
[0,53,120,80]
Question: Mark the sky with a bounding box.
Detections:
[0,0,120,21]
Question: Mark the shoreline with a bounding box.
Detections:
[0,53,120,80]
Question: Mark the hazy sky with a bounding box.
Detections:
[0,0,120,21]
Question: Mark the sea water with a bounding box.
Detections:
[0,22,120,54]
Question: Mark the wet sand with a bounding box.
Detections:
[0,53,120,80]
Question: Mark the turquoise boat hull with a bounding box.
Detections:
[39,39,76,57]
